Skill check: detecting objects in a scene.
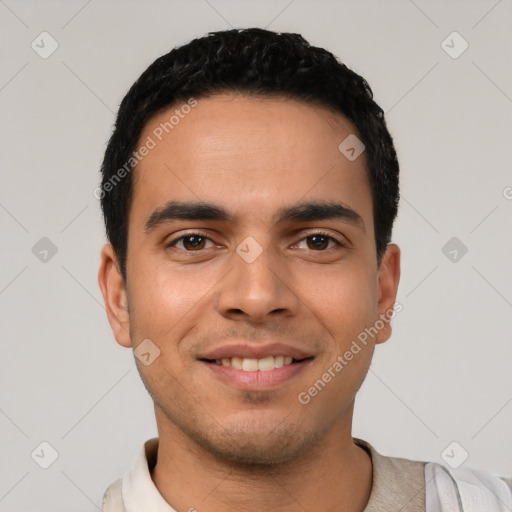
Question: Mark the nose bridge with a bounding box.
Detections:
[216,235,298,321]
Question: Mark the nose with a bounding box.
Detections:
[215,241,300,324]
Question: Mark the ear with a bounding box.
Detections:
[98,243,132,348]
[375,243,401,344]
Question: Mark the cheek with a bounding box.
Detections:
[296,263,378,343]
[295,267,377,418]
[128,257,207,341]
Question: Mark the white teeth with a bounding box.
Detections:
[214,355,297,371]
[242,358,259,371]
[231,357,243,370]
[258,356,275,371]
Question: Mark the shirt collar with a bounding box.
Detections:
[122,437,176,512]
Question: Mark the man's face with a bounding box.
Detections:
[100,93,400,465]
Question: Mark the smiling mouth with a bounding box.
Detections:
[200,356,314,371]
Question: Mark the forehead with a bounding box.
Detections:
[130,93,373,231]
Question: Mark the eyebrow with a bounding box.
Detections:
[144,200,365,234]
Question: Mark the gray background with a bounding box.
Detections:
[1,0,511,510]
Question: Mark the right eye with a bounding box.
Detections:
[166,233,216,251]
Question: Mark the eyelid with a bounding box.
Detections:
[297,228,348,248]
[165,230,217,249]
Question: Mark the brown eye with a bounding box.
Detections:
[306,235,331,250]
[182,235,206,250]
[167,234,214,251]
[296,232,343,251]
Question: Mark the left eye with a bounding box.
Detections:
[295,234,342,251]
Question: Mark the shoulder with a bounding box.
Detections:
[102,477,125,512]
[354,438,512,512]
[354,438,426,512]
[425,461,512,511]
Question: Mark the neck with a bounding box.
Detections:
[151,406,372,512]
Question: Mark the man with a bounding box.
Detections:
[97,28,511,511]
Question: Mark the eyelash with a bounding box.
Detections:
[165,230,347,251]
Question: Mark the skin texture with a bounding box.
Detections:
[98,93,401,512]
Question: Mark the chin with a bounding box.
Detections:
[193,418,321,469]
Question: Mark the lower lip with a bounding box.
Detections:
[201,359,313,390]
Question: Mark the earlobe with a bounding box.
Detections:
[375,243,401,344]
[97,243,132,348]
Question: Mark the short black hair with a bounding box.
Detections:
[99,27,399,282]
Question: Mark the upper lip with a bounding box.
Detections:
[199,342,314,361]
